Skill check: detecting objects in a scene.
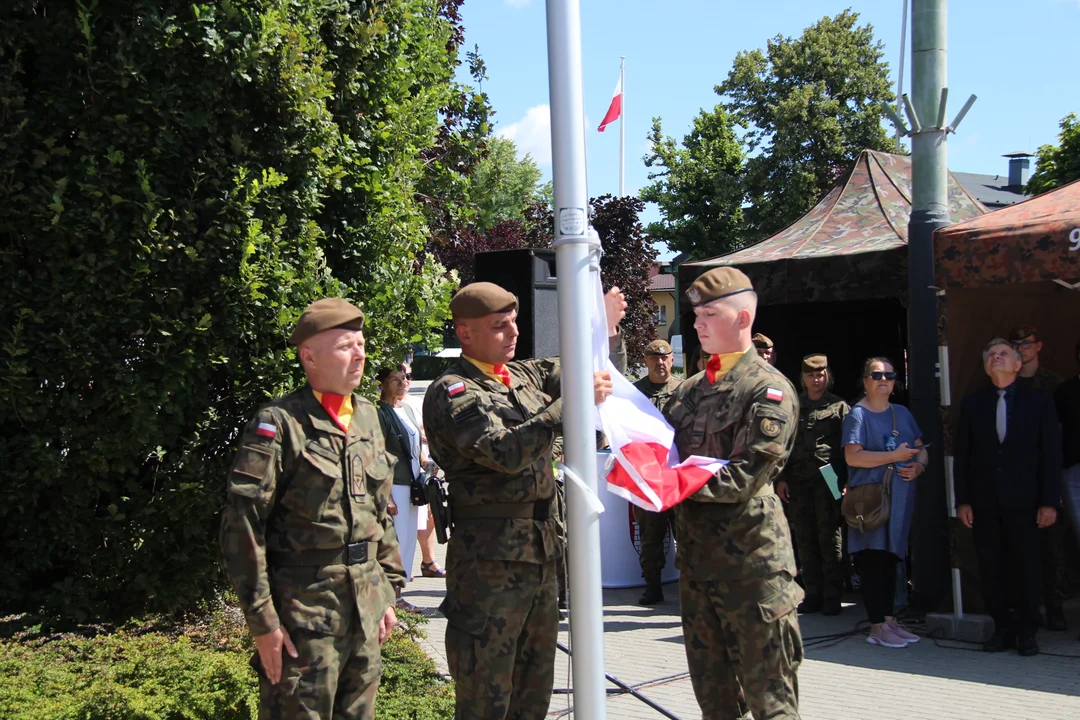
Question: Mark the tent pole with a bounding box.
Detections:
[907,0,951,610]
[545,0,608,716]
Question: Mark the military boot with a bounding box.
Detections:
[797,595,824,614]
[638,583,664,606]
[822,598,843,616]
[1046,606,1068,632]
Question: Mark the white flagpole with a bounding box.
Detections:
[545,0,608,717]
[619,56,625,197]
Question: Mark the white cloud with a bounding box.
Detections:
[504,0,534,7]
[497,104,552,166]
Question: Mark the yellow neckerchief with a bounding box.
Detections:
[464,355,511,387]
[705,348,750,383]
[312,390,354,432]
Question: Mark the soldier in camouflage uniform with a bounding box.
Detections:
[752,332,775,365]
[632,338,681,605]
[423,282,625,720]
[1009,324,1068,632]
[220,298,404,720]
[663,268,803,720]
[776,354,849,616]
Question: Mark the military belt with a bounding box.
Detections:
[269,541,378,567]
[452,498,552,521]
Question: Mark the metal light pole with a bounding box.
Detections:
[906,0,950,609]
[545,0,608,716]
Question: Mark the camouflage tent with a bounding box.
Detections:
[936,179,1080,440]
[674,150,986,402]
[679,150,987,306]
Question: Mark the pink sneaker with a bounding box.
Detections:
[867,624,908,648]
[888,618,919,643]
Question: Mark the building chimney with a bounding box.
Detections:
[1003,151,1033,189]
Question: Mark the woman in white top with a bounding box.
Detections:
[376,364,431,613]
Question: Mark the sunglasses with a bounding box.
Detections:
[868,371,897,381]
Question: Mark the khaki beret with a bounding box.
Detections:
[801,354,828,373]
[685,267,754,307]
[288,298,365,346]
[1007,324,1038,343]
[644,339,673,356]
[751,333,774,349]
[450,282,518,319]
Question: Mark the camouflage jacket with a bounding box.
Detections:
[423,335,625,564]
[785,391,849,483]
[219,386,403,638]
[633,375,682,412]
[663,351,799,580]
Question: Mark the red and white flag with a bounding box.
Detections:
[588,276,726,511]
[597,76,623,133]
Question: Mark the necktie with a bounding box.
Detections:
[996,389,1007,443]
[493,364,511,388]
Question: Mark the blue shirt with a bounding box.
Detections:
[842,403,923,558]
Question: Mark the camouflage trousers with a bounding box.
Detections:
[256,623,381,720]
[441,557,558,720]
[788,477,844,603]
[632,505,674,585]
[680,572,804,720]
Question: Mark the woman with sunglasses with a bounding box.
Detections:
[841,357,927,648]
[376,363,431,613]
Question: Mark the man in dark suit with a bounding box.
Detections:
[955,338,1063,656]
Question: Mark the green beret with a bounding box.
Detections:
[801,354,828,373]
[644,339,673,356]
[450,282,518,319]
[685,267,754,307]
[288,298,365,346]
[1007,324,1038,343]
[751,333,773,349]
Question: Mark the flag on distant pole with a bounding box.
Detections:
[597,75,622,133]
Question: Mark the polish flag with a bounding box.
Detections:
[597,76,623,133]
[587,276,726,511]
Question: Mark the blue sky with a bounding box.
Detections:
[459,0,1080,258]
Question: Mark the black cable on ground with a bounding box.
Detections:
[555,640,683,720]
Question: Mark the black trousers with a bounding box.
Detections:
[973,506,1041,636]
[855,549,898,624]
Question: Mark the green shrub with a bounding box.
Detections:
[0,608,453,719]
[0,0,457,625]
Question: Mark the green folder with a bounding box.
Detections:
[819,464,842,500]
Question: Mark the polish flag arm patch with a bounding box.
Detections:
[256,422,277,438]
[765,388,784,403]
[447,381,466,398]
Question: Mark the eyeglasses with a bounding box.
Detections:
[868,371,897,381]
[1015,341,1036,349]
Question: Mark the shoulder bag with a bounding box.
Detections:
[841,405,898,533]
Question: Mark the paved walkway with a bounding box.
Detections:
[403,545,1080,720]
[402,386,1080,719]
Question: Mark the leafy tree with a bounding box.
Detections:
[590,195,658,364]
[1027,113,1080,196]
[641,107,746,259]
[0,0,459,624]
[717,10,895,241]
[430,201,553,287]
[470,136,552,232]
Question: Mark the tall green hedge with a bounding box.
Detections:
[0,0,457,624]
